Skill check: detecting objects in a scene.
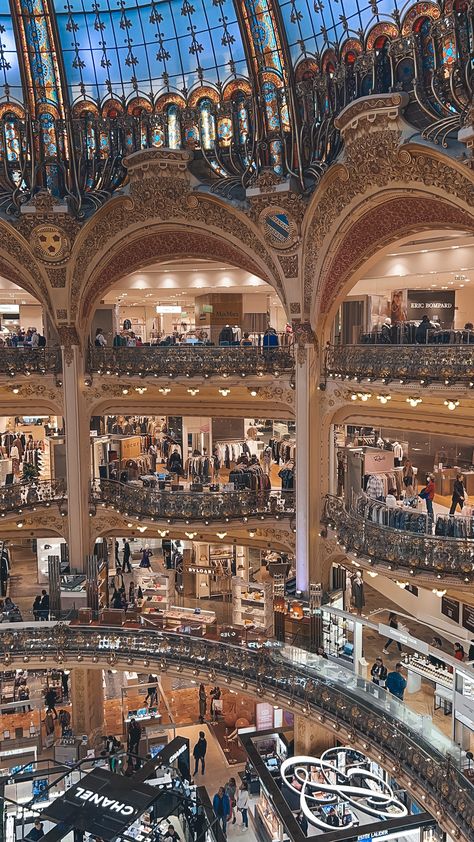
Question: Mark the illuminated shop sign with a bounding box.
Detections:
[71,786,135,816]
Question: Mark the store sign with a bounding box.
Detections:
[406,290,455,327]
[156,305,181,314]
[441,596,460,623]
[462,603,474,634]
[71,786,135,816]
[256,702,274,731]
[364,449,394,474]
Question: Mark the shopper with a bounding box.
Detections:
[450,473,466,515]
[61,671,69,699]
[32,595,41,621]
[241,333,253,348]
[39,589,49,621]
[383,613,402,655]
[210,685,221,722]
[317,646,328,659]
[225,777,237,824]
[123,539,132,573]
[193,731,207,775]
[127,717,142,757]
[26,819,44,841]
[212,787,231,835]
[454,642,465,661]
[163,825,177,842]
[385,488,397,508]
[326,808,341,827]
[419,474,435,520]
[263,326,279,348]
[144,674,158,707]
[415,314,431,343]
[237,783,249,829]
[128,580,135,604]
[296,810,307,834]
[45,687,58,719]
[429,637,444,669]
[94,327,107,347]
[370,657,388,686]
[198,683,207,723]
[385,663,407,700]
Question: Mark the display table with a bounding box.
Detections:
[54,738,82,764]
[403,655,453,693]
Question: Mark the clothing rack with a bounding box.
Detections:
[354,492,428,534]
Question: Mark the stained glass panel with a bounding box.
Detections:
[52,0,249,105]
[0,1,27,102]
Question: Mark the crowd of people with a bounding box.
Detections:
[0,327,46,348]
[96,325,287,349]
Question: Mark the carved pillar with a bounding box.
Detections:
[295,333,319,594]
[71,667,104,737]
[294,714,335,755]
[61,340,90,570]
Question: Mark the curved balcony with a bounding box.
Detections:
[323,494,474,583]
[325,344,474,387]
[88,344,294,380]
[0,348,62,377]
[0,479,66,514]
[0,623,472,840]
[91,479,295,523]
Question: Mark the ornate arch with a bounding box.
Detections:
[0,219,54,314]
[68,148,288,330]
[301,94,474,324]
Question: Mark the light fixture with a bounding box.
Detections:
[432,588,447,597]
[159,387,171,395]
[219,388,230,396]
[351,392,372,402]
[395,580,408,589]
[367,571,378,578]
[122,388,129,395]
[185,531,197,539]
[137,525,147,533]
[12,387,19,395]
[158,529,169,537]
[127,522,133,528]
[187,388,199,396]
[376,395,391,404]
[16,521,23,529]
[216,531,227,539]
[135,387,147,394]
[444,399,459,411]
[406,397,422,407]
[248,529,256,538]
[248,388,258,397]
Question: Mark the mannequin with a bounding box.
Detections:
[344,572,352,611]
[351,571,365,616]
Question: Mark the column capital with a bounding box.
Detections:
[58,326,82,364]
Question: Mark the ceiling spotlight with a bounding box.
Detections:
[396,580,408,589]
[351,392,372,402]
[219,388,230,396]
[158,529,169,537]
[432,588,447,597]
[137,526,147,533]
[135,387,147,394]
[376,395,391,404]
[248,529,256,538]
[248,388,258,397]
[122,388,129,395]
[12,387,19,395]
[159,387,171,395]
[187,388,199,396]
[16,521,23,529]
[216,531,227,539]
[185,531,197,539]
[444,399,459,411]
[406,397,422,407]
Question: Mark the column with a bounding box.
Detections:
[71,667,105,736]
[294,714,335,755]
[61,343,90,570]
[295,342,319,594]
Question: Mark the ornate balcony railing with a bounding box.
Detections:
[87,345,294,379]
[0,623,472,840]
[323,494,474,582]
[325,344,474,386]
[92,479,294,523]
[0,479,66,514]
[0,348,62,377]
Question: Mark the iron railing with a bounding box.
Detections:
[0,623,472,840]
[0,479,66,514]
[323,494,474,582]
[88,344,294,378]
[91,479,295,522]
[0,348,62,377]
[325,343,474,386]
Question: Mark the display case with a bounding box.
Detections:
[322,612,354,661]
[138,570,175,615]
[255,787,283,842]
[232,577,273,633]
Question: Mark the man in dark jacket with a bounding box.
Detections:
[213,787,230,834]
[193,731,207,775]
[39,590,49,621]
[122,539,132,573]
[386,663,407,700]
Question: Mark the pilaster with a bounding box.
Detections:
[295,336,318,593]
[71,667,104,737]
[294,714,335,755]
[61,341,90,570]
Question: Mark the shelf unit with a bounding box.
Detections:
[138,570,175,614]
[232,577,273,633]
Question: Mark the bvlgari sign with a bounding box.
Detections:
[44,767,157,840]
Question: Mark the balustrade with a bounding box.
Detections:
[0,479,66,514]
[0,348,62,377]
[92,479,295,523]
[0,623,472,839]
[323,494,474,581]
[88,344,294,379]
[325,344,474,386]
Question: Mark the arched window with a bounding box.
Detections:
[374,37,391,93]
[150,116,165,148]
[3,114,21,162]
[395,57,415,90]
[199,98,215,150]
[262,80,281,133]
[167,104,181,149]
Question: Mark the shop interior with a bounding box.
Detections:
[0,280,44,345]
[90,258,288,346]
[91,414,295,492]
[0,417,65,486]
[331,231,474,344]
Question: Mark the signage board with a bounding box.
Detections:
[44,768,157,841]
[462,603,474,634]
[406,290,455,328]
[363,449,394,474]
[378,623,429,655]
[441,595,460,623]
